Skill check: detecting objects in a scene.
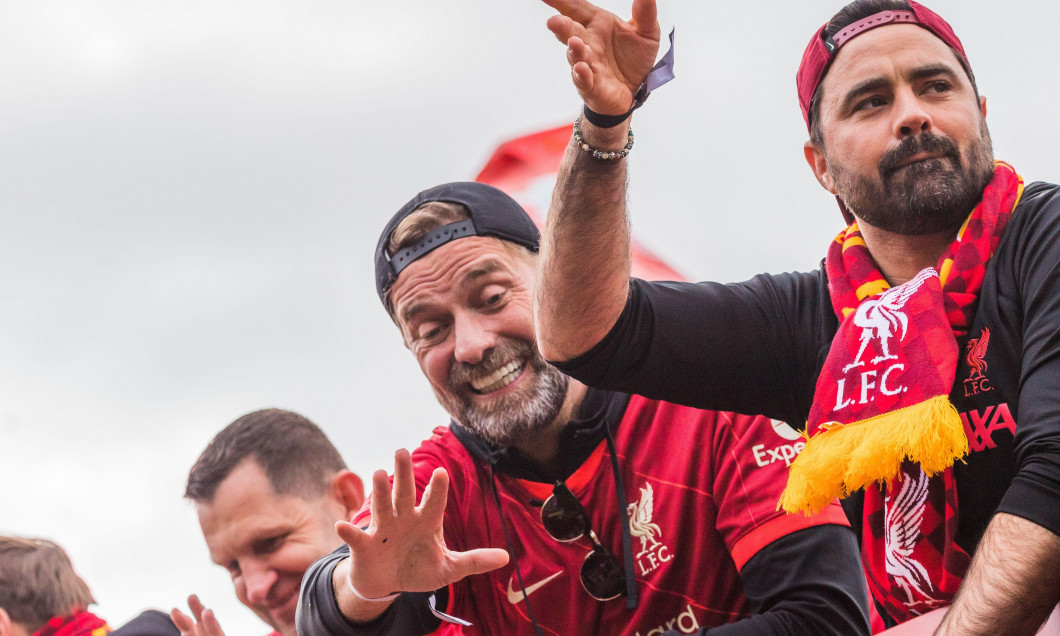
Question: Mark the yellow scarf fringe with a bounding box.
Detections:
[779,395,968,514]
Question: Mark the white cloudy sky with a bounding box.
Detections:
[1,0,1056,632]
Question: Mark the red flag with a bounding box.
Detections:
[475,125,685,282]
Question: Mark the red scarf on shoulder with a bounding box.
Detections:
[33,612,109,636]
[779,161,1023,621]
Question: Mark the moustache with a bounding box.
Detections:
[879,132,960,176]
[448,339,534,392]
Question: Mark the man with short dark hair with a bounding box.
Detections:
[534,0,1060,633]
[173,409,364,636]
[295,181,870,635]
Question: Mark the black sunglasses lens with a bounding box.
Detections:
[541,494,589,541]
[580,547,626,601]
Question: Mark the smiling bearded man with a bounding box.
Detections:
[294,181,870,636]
[442,338,569,448]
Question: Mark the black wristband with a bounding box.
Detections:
[582,103,637,128]
[580,29,676,129]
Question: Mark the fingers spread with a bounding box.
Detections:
[336,519,372,553]
[539,0,597,23]
[546,15,581,45]
[567,36,591,66]
[187,595,206,623]
[201,609,225,636]
[392,448,416,514]
[419,467,450,524]
[572,62,595,93]
[369,468,391,522]
[170,609,195,636]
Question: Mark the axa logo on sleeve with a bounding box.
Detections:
[752,420,806,468]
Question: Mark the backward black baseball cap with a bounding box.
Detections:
[374,181,540,312]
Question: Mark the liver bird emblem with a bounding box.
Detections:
[884,468,935,608]
[843,269,937,373]
[627,484,662,557]
[965,327,990,380]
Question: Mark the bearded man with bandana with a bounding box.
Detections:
[535,0,1060,634]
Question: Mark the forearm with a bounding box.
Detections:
[935,512,1060,635]
[537,116,634,361]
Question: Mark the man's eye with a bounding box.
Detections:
[855,96,887,112]
[925,80,951,94]
[481,288,509,308]
[418,324,443,341]
[257,535,286,554]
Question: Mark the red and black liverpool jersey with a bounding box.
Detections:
[353,393,847,636]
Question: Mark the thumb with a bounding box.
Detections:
[452,547,510,579]
[630,0,658,34]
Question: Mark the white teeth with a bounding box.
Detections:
[471,360,523,393]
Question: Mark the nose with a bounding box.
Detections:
[241,560,278,606]
[452,311,496,365]
[892,87,932,138]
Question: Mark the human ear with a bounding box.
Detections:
[332,469,366,515]
[0,608,22,636]
[804,141,837,194]
[979,95,987,118]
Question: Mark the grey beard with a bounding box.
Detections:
[440,340,570,448]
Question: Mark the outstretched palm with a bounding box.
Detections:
[171,595,226,636]
[336,449,509,598]
[543,0,661,115]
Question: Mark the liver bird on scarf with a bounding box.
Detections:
[843,269,937,373]
[885,468,934,608]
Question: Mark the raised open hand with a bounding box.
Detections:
[543,0,660,116]
[171,595,225,636]
[336,449,509,600]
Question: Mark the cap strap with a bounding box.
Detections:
[388,219,476,275]
[825,10,917,53]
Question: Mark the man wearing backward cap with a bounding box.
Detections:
[536,0,1060,633]
[294,181,870,635]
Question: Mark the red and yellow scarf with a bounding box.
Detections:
[33,612,109,636]
[779,161,1023,620]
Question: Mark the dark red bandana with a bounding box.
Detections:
[33,612,109,636]
[780,162,1023,621]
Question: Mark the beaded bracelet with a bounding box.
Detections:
[572,115,634,160]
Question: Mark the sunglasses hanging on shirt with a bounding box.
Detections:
[540,481,627,601]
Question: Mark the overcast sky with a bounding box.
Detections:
[2,1,1057,632]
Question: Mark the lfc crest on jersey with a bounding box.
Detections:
[963,327,993,396]
[627,483,673,575]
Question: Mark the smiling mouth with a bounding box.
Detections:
[471,360,525,394]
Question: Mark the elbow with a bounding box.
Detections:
[534,285,627,363]
[534,315,574,363]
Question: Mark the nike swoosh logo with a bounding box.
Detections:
[506,570,564,604]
